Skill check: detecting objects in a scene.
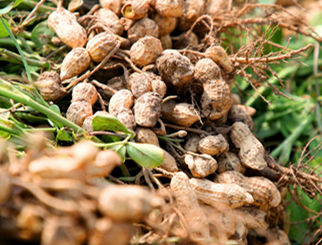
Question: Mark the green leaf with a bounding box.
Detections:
[92,114,133,137]
[31,21,55,46]
[0,4,14,15]
[56,129,72,142]
[68,0,83,12]
[0,17,10,38]
[108,144,126,162]
[126,142,164,169]
[13,0,24,8]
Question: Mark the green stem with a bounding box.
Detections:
[0,81,83,133]
[0,48,48,68]
[0,38,35,49]
[25,128,56,132]
[1,17,31,81]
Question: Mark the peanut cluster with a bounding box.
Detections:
[30,0,290,244]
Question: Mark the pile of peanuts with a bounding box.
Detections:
[10,0,293,244]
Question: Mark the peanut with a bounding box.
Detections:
[155,0,185,18]
[48,7,87,48]
[184,134,201,153]
[170,172,209,238]
[35,71,66,101]
[201,78,232,120]
[100,0,122,14]
[205,45,234,73]
[94,8,123,35]
[194,58,221,84]
[116,108,136,131]
[128,18,159,44]
[135,127,160,146]
[152,13,177,36]
[189,178,254,209]
[130,36,163,67]
[108,89,134,116]
[71,82,98,105]
[156,49,194,87]
[184,153,218,178]
[228,104,254,130]
[198,134,229,156]
[161,100,200,127]
[121,0,150,20]
[133,92,162,127]
[66,101,93,126]
[230,122,267,170]
[216,171,281,207]
[60,48,91,80]
[217,152,246,174]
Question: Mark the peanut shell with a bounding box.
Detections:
[205,45,234,73]
[152,13,178,36]
[116,108,136,131]
[128,18,159,44]
[86,32,118,62]
[156,49,194,87]
[66,101,93,126]
[160,34,172,50]
[72,82,98,105]
[94,8,123,35]
[129,72,152,98]
[184,134,201,153]
[121,0,150,20]
[170,172,210,238]
[228,105,254,130]
[60,48,91,80]
[155,0,185,17]
[189,178,254,209]
[217,152,246,174]
[130,36,163,67]
[48,8,87,48]
[194,58,221,84]
[98,185,154,222]
[184,153,218,178]
[177,0,206,31]
[133,92,162,127]
[198,134,229,156]
[230,122,267,170]
[201,78,232,120]
[161,100,200,127]
[100,0,122,14]
[0,170,11,204]
[151,79,167,98]
[35,71,66,101]
[135,127,160,146]
[108,89,134,116]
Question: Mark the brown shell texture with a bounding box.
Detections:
[130,36,163,67]
[230,122,267,170]
[48,8,87,48]
[71,82,98,105]
[66,101,93,126]
[35,71,66,101]
[128,18,159,44]
[133,92,162,127]
[184,153,218,178]
[86,32,118,62]
[155,0,185,17]
[194,58,221,84]
[60,48,91,80]
[201,78,232,120]
[198,134,229,156]
[94,8,123,35]
[156,49,194,87]
[129,72,152,98]
[108,89,134,116]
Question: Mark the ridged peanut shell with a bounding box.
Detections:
[35,71,66,101]
[108,89,134,116]
[160,34,172,50]
[133,92,162,127]
[152,13,177,36]
[94,8,123,35]
[155,0,184,17]
[201,78,232,120]
[98,185,153,222]
[129,72,152,98]
[230,122,267,170]
[128,18,159,44]
[177,0,206,31]
[198,134,229,156]
[194,58,220,84]
[216,171,281,207]
[189,178,254,209]
[160,150,178,172]
[184,153,218,178]
[100,0,122,14]
[228,105,254,130]
[82,111,109,134]
[156,49,194,87]
[66,101,93,126]
[170,172,209,237]
[184,134,201,153]
[86,32,118,62]
[205,45,234,73]
[217,152,245,174]
[116,108,136,131]
[236,207,268,229]
[161,100,200,127]
[48,8,87,48]
[130,36,163,67]
[135,127,159,146]
[151,79,167,98]
[72,83,98,105]
[60,48,91,80]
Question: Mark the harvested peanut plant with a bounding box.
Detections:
[0,0,321,244]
